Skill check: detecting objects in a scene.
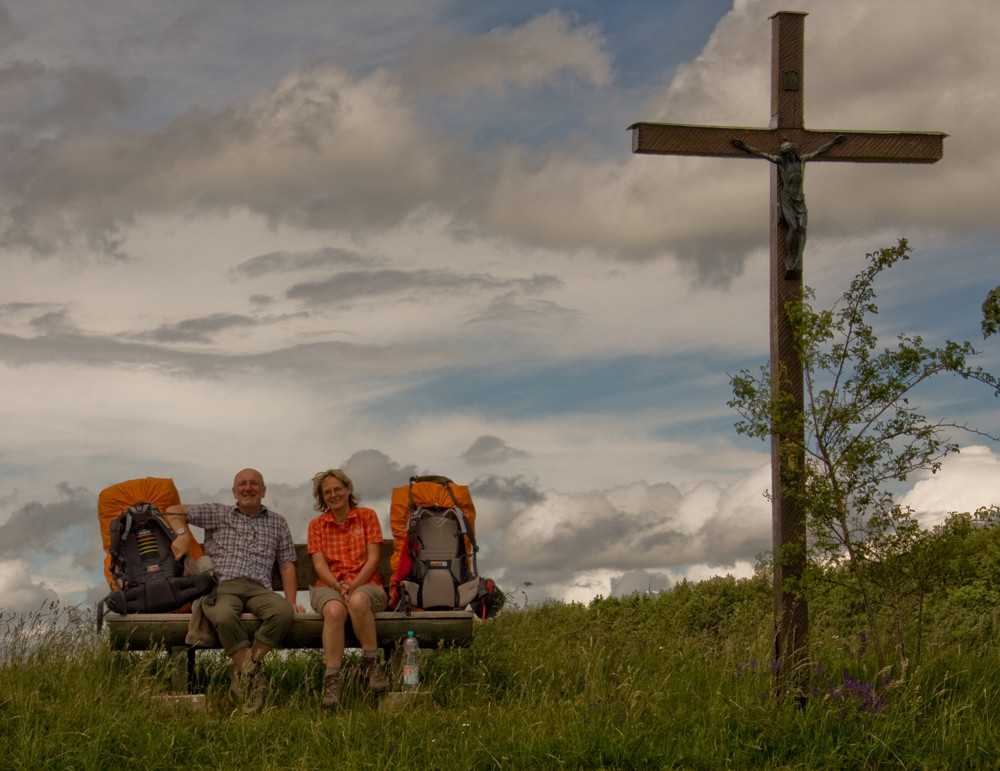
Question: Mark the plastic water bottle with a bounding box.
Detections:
[403,631,420,690]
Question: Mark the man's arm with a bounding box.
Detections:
[163,504,192,560]
[279,561,305,613]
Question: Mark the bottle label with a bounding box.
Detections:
[403,665,419,686]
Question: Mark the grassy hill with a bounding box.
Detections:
[3,513,1000,769]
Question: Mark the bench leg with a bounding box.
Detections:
[168,646,195,694]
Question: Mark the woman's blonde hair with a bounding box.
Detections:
[311,468,359,512]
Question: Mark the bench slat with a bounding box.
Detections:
[103,610,474,651]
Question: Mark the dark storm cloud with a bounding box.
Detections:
[286,269,560,307]
[31,67,133,128]
[462,435,530,466]
[610,569,675,596]
[0,56,138,136]
[489,476,774,598]
[0,327,458,378]
[0,482,95,558]
[233,247,378,279]
[341,449,420,500]
[463,294,578,327]
[132,312,258,344]
[0,563,60,614]
[0,301,44,315]
[560,509,677,572]
[671,232,759,289]
[28,309,74,333]
[0,57,475,260]
[0,62,45,116]
[0,2,18,47]
[470,475,544,512]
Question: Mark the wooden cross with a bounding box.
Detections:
[629,10,945,691]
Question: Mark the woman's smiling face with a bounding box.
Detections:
[322,476,351,512]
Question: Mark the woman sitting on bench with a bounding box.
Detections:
[307,468,389,709]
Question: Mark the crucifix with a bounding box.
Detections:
[629,11,945,690]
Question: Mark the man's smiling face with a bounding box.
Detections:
[232,468,266,514]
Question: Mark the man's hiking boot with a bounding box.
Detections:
[364,656,389,694]
[243,663,269,714]
[227,661,239,701]
[322,670,343,709]
[229,659,267,713]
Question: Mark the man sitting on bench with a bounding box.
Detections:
[165,467,305,712]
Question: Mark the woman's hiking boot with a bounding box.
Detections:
[323,670,343,709]
[364,656,389,694]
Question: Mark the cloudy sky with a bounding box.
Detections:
[1,0,998,612]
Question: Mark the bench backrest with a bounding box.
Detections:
[272,540,396,592]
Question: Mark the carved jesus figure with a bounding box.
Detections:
[732,134,847,278]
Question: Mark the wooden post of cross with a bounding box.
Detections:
[629,11,945,693]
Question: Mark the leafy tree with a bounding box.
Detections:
[729,239,999,669]
[983,285,1000,339]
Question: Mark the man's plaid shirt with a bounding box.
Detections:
[307,507,383,587]
[185,503,297,589]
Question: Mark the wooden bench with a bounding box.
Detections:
[97,540,475,693]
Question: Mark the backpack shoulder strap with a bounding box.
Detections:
[114,510,135,554]
[452,507,480,577]
[146,507,177,538]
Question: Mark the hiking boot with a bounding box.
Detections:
[322,670,343,709]
[229,659,267,713]
[227,661,239,701]
[242,664,269,714]
[364,656,389,694]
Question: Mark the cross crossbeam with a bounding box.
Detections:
[629,10,945,695]
[630,124,944,163]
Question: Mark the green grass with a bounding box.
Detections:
[4,576,1000,770]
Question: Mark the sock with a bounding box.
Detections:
[326,667,341,676]
[363,650,378,661]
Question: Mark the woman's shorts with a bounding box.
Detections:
[309,583,388,613]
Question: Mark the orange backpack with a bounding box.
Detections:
[388,475,480,610]
[97,477,204,590]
